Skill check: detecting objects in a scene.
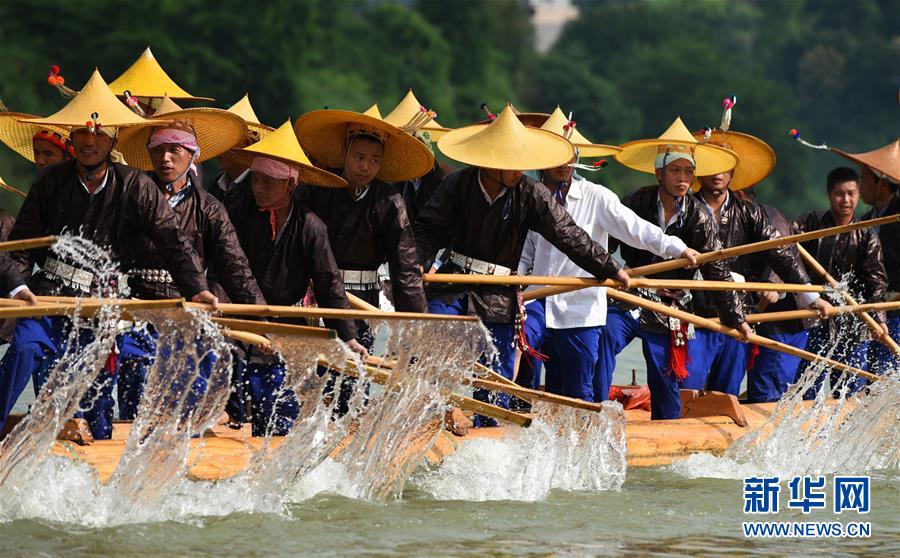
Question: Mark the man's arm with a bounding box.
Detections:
[382,196,427,313]
[302,211,358,342]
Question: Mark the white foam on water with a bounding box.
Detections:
[672,300,900,480]
[413,401,627,501]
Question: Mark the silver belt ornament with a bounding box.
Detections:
[449,251,512,276]
[130,268,174,284]
[341,269,380,291]
[43,256,94,292]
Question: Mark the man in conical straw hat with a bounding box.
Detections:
[688,98,832,403]
[516,106,701,405]
[414,105,630,427]
[792,166,889,398]
[108,47,214,115]
[0,112,74,169]
[830,139,899,376]
[209,94,276,203]
[381,90,457,224]
[602,116,751,420]
[224,120,369,436]
[112,97,265,420]
[295,109,432,333]
[0,70,219,440]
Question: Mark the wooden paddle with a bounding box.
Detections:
[0,235,56,252]
[796,244,900,356]
[605,288,880,382]
[211,317,336,339]
[0,298,184,319]
[718,300,900,325]
[422,274,829,293]
[523,213,900,301]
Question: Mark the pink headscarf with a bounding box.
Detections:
[250,157,299,181]
[147,128,199,154]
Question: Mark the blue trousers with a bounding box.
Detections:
[800,324,869,398]
[0,316,116,439]
[518,300,546,391]
[428,295,515,427]
[868,316,899,376]
[244,355,299,437]
[641,331,683,420]
[596,305,642,402]
[688,330,749,394]
[521,299,601,402]
[116,324,215,423]
[747,330,809,403]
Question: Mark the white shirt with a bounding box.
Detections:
[518,176,688,328]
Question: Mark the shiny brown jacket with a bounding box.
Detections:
[861,192,899,297]
[413,167,622,323]
[10,160,207,297]
[226,180,357,341]
[302,179,426,313]
[128,172,265,304]
[610,185,745,332]
[794,209,888,323]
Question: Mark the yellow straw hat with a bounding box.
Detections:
[477,103,550,128]
[232,120,347,189]
[295,109,434,182]
[831,139,900,183]
[540,106,620,158]
[615,117,739,176]
[690,129,775,191]
[0,112,73,162]
[151,95,183,115]
[108,47,213,102]
[18,69,160,133]
[437,105,575,171]
[363,103,383,119]
[115,94,247,171]
[383,89,451,141]
[226,94,274,141]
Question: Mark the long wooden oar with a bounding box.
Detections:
[796,244,900,356]
[0,235,56,252]
[605,288,880,382]
[523,213,900,301]
[423,274,829,294]
[0,298,184,319]
[211,317,336,339]
[714,300,900,325]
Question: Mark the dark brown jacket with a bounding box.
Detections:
[610,185,745,332]
[794,210,888,323]
[10,160,207,297]
[302,179,427,313]
[413,167,622,323]
[226,180,357,341]
[691,192,813,317]
[394,161,454,225]
[129,172,265,305]
[754,204,807,336]
[861,192,899,298]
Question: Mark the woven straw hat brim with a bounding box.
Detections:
[0,112,72,163]
[109,48,213,102]
[295,110,435,183]
[438,123,575,171]
[115,108,247,171]
[831,139,900,183]
[615,138,739,177]
[689,130,775,191]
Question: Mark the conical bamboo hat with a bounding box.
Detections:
[227,94,274,140]
[438,105,574,171]
[19,69,158,130]
[232,120,347,189]
[540,106,620,158]
[295,109,434,182]
[109,47,213,102]
[691,129,775,191]
[832,139,900,183]
[363,104,383,119]
[615,117,739,176]
[0,112,72,162]
[116,95,247,170]
[383,89,450,140]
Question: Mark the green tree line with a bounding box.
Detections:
[0,0,896,216]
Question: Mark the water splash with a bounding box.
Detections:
[414,401,627,501]
[672,289,900,480]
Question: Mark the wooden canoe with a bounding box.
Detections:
[29,402,781,484]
